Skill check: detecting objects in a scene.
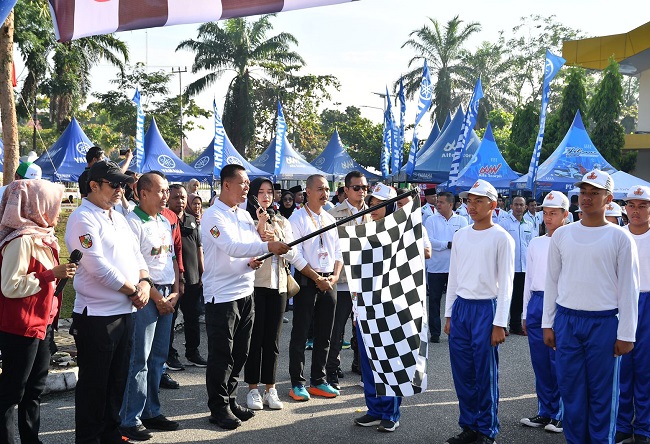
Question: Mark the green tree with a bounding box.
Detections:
[507,102,539,172]
[588,57,636,172]
[176,15,304,155]
[401,16,481,126]
[319,106,383,169]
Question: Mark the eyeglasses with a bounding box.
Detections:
[100,180,127,189]
[349,185,369,192]
[282,197,294,202]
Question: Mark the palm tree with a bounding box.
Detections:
[401,16,481,127]
[455,41,516,128]
[1,10,19,184]
[176,14,305,155]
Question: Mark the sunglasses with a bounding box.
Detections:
[100,180,127,189]
[349,185,369,192]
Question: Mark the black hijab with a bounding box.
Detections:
[278,190,296,219]
[246,177,273,221]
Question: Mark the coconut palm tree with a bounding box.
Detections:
[176,14,305,155]
[401,15,481,127]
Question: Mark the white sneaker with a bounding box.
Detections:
[246,389,263,410]
[263,388,284,410]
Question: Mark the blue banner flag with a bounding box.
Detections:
[274,101,287,178]
[213,99,226,178]
[405,60,433,178]
[398,78,406,168]
[132,88,145,173]
[0,0,18,29]
[526,50,566,191]
[447,78,484,191]
[381,87,393,179]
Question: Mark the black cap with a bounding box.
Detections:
[274,183,282,191]
[423,188,436,196]
[88,160,135,184]
[289,185,303,194]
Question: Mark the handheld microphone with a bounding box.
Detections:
[54,249,83,296]
[250,195,274,224]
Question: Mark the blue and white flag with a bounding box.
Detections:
[132,88,145,173]
[213,99,226,178]
[405,60,433,178]
[526,50,566,191]
[274,101,287,178]
[398,79,406,168]
[447,78,484,191]
[381,87,393,179]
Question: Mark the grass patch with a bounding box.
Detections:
[55,210,76,318]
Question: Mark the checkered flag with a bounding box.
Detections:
[340,198,428,397]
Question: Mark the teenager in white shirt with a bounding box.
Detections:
[444,180,515,444]
[542,170,639,444]
[520,192,568,434]
[617,185,650,444]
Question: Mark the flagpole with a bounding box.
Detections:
[255,187,420,261]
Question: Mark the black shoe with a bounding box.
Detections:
[159,372,180,389]
[209,405,241,430]
[119,425,152,441]
[141,414,179,431]
[336,367,345,379]
[615,431,634,443]
[520,415,550,428]
[354,414,381,427]
[186,351,208,367]
[283,317,289,323]
[634,435,650,444]
[378,419,399,432]
[446,428,478,444]
[327,373,340,390]
[166,353,185,371]
[229,400,255,421]
[473,434,495,444]
[430,336,440,343]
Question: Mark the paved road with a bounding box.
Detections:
[38,312,566,443]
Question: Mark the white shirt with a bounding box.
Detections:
[523,211,542,236]
[625,225,650,292]
[522,235,551,320]
[455,203,471,225]
[422,203,435,224]
[65,199,146,316]
[492,208,508,224]
[289,205,342,273]
[126,207,175,285]
[499,214,535,272]
[424,212,468,273]
[201,199,269,303]
[542,222,639,342]
[445,224,515,327]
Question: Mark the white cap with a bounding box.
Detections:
[605,201,622,217]
[623,185,650,202]
[574,170,614,193]
[365,183,397,203]
[16,161,42,180]
[541,191,569,210]
[460,179,498,201]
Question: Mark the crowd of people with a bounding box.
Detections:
[0,150,647,444]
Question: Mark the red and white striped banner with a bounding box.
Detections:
[48,0,358,42]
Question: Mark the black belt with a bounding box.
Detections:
[316,272,332,277]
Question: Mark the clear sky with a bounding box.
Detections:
[15,0,649,152]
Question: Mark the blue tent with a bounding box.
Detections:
[310,130,381,181]
[418,121,441,155]
[437,123,520,195]
[251,135,327,180]
[138,118,209,182]
[191,136,268,181]
[511,111,616,196]
[415,108,456,163]
[568,170,650,200]
[398,105,480,183]
[34,117,93,181]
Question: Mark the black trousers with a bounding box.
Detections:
[509,272,526,331]
[169,283,202,357]
[72,312,133,444]
[289,274,336,387]
[325,290,352,374]
[244,287,287,385]
[205,295,254,414]
[428,273,449,339]
[0,326,52,444]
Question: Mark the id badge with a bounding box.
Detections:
[318,248,330,269]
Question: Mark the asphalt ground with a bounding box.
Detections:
[37,311,567,444]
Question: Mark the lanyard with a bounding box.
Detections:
[304,205,325,248]
[345,201,363,225]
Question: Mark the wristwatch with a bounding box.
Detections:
[139,276,154,287]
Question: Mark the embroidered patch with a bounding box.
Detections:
[79,234,93,249]
[210,226,220,238]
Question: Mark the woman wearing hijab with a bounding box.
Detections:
[278,190,295,220]
[243,178,306,411]
[186,193,203,224]
[0,180,77,444]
